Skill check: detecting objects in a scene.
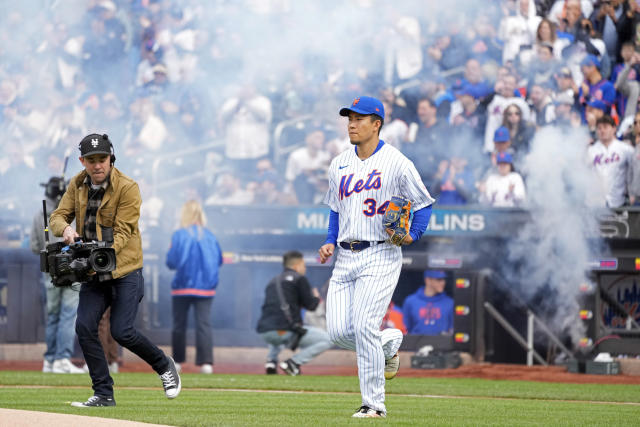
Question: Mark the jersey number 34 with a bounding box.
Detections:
[363,198,389,217]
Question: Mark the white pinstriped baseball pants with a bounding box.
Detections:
[326,244,404,414]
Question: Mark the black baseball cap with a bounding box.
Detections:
[79,133,111,157]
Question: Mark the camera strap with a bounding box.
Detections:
[273,274,296,329]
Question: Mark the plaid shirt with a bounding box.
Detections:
[83,175,112,282]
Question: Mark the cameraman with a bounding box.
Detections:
[30,177,85,374]
[256,251,332,376]
[49,134,180,407]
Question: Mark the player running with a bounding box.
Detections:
[318,96,435,418]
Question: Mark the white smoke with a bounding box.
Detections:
[505,126,606,345]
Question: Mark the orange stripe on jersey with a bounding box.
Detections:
[171,289,216,297]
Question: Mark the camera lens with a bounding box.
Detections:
[89,248,115,273]
[94,253,109,269]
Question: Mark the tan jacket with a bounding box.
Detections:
[49,167,143,279]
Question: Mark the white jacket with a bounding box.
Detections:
[481,171,526,207]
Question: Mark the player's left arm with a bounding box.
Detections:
[407,205,432,243]
[396,159,436,245]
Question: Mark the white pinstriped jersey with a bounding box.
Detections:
[323,141,434,242]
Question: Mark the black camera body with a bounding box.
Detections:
[288,323,308,351]
[40,240,116,287]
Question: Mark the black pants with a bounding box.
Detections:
[75,269,169,397]
[172,296,214,366]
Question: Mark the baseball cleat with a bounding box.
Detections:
[352,406,385,418]
[384,353,399,380]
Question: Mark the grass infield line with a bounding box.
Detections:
[3,384,639,407]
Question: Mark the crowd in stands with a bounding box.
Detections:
[2,0,640,222]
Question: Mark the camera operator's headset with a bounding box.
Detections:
[79,134,116,165]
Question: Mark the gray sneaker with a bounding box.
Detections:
[71,395,115,407]
[160,356,181,399]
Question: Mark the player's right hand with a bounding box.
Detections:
[62,225,80,245]
[318,243,335,264]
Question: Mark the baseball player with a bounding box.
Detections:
[318,96,435,418]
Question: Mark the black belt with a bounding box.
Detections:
[338,240,386,252]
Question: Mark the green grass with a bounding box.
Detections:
[1,372,639,426]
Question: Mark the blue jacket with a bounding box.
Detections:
[166,225,222,297]
[402,287,454,335]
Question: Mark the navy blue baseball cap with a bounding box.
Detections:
[424,270,446,279]
[339,96,385,120]
[493,126,510,142]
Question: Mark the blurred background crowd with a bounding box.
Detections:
[2,0,640,232]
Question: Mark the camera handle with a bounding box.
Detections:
[42,200,50,245]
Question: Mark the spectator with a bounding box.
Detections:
[166,200,223,374]
[379,100,409,149]
[219,84,272,172]
[285,127,331,204]
[402,270,454,335]
[589,0,626,61]
[554,66,579,103]
[552,91,582,128]
[587,114,635,207]
[142,63,170,95]
[479,152,527,207]
[579,54,617,118]
[484,73,530,153]
[455,58,493,101]
[502,105,535,158]
[528,82,556,127]
[124,96,168,155]
[204,171,254,205]
[406,96,451,186]
[451,84,487,145]
[536,18,570,60]
[527,42,560,85]
[498,0,541,64]
[30,177,85,374]
[256,251,332,375]
[585,98,609,141]
[252,171,297,205]
[426,33,470,72]
[326,114,350,158]
[433,148,477,205]
[612,41,640,119]
[548,0,594,27]
[385,14,423,83]
[629,112,640,205]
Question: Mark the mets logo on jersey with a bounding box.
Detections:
[339,169,382,200]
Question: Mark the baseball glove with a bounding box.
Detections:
[382,196,412,246]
